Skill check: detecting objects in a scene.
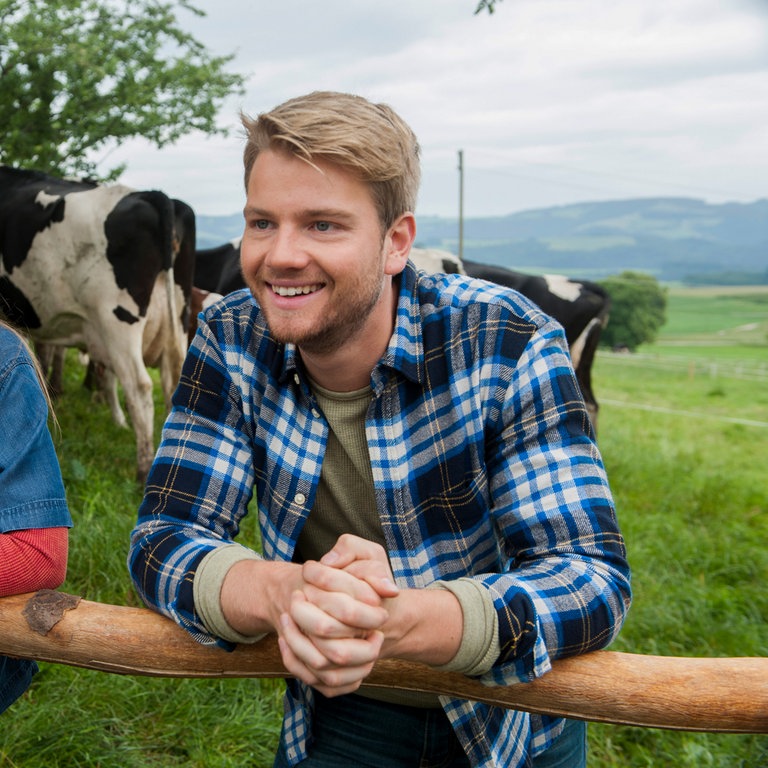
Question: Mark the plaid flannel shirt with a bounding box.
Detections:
[129,262,631,767]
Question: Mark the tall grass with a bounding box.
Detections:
[588,362,767,767]
[1,286,766,766]
[588,286,768,767]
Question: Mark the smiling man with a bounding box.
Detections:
[240,146,412,388]
[128,91,631,768]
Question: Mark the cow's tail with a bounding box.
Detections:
[140,191,184,377]
[575,285,611,434]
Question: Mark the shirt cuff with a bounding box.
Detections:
[193,544,267,644]
[428,578,500,677]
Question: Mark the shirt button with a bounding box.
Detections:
[293,373,300,385]
[294,493,306,506]
[311,408,320,418]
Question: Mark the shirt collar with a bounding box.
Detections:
[375,260,424,387]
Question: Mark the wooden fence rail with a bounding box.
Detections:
[1,591,766,734]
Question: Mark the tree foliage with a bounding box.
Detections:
[599,271,668,351]
[475,0,504,13]
[0,0,245,180]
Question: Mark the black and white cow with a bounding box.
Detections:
[193,237,247,296]
[0,166,194,481]
[192,240,609,429]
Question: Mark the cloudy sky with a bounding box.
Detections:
[105,0,768,220]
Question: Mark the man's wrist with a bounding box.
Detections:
[428,578,500,676]
[193,545,266,644]
[382,586,463,666]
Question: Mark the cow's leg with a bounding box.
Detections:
[112,352,155,483]
[80,356,128,427]
[158,352,178,414]
[165,276,187,411]
[96,324,155,483]
[100,367,129,429]
[570,317,603,434]
[141,271,187,415]
[35,342,66,398]
[50,347,66,398]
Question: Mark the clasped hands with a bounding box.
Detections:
[277,533,400,697]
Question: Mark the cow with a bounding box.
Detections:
[193,237,247,296]
[192,240,608,430]
[40,196,197,408]
[0,166,193,482]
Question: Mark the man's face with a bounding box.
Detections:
[241,149,402,357]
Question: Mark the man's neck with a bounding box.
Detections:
[299,282,398,392]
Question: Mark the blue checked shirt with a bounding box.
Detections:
[129,262,630,767]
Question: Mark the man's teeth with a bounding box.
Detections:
[272,285,320,297]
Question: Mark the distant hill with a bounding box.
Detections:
[196,197,768,284]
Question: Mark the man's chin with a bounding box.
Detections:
[266,322,337,354]
[288,332,346,356]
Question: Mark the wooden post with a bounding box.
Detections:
[458,149,464,261]
[1,591,766,734]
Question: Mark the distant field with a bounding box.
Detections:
[598,286,768,426]
[658,285,768,343]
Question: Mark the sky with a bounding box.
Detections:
[103,0,768,220]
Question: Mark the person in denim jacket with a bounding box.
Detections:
[0,321,72,714]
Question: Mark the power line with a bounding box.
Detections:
[458,150,753,200]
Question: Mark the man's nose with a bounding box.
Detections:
[265,227,310,270]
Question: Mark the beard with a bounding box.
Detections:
[252,253,389,356]
[281,276,386,355]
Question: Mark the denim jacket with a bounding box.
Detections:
[0,327,72,714]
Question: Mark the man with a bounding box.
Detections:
[129,91,631,767]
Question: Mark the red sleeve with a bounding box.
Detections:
[0,527,69,597]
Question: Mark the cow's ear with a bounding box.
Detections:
[383,212,416,276]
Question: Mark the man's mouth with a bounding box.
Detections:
[270,284,322,297]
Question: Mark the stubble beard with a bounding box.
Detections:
[254,258,388,356]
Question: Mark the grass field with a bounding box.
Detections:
[1,286,766,767]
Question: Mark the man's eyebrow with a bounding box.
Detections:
[243,205,270,218]
[243,206,357,221]
[303,208,356,221]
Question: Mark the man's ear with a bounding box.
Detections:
[383,212,417,276]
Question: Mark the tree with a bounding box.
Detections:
[599,271,668,351]
[475,0,504,13]
[0,0,245,180]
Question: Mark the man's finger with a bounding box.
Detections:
[297,585,388,634]
[301,560,383,606]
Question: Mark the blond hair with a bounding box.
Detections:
[1,319,58,428]
[241,91,421,230]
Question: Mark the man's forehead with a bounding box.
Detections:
[246,151,377,216]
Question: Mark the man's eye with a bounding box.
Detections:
[254,219,271,230]
[314,221,332,232]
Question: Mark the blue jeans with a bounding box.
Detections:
[272,693,587,767]
[0,657,37,715]
[534,717,587,768]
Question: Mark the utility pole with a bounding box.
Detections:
[457,149,464,260]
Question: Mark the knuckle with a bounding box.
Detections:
[325,647,352,667]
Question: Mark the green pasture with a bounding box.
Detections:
[658,285,768,344]
[1,286,766,766]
